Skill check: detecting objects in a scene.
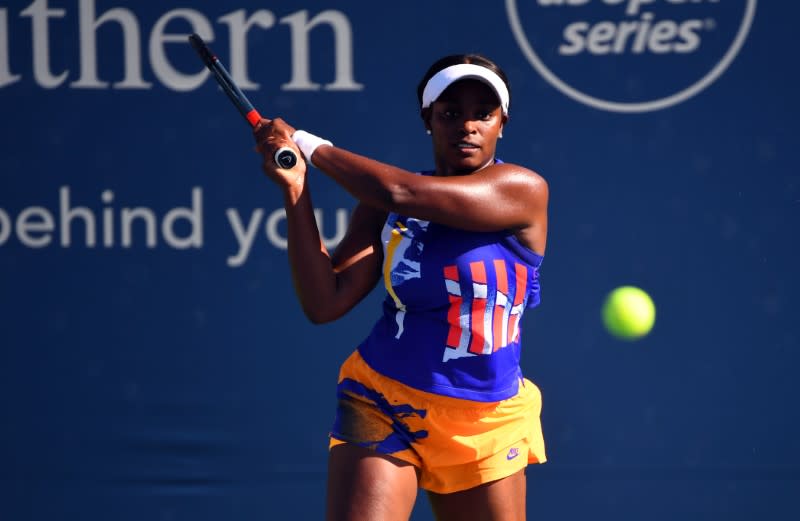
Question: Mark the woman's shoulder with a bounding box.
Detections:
[487,160,549,193]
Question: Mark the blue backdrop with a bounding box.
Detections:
[1,1,798,519]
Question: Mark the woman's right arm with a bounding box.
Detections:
[254,118,386,323]
[289,198,386,324]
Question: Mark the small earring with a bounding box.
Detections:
[426,129,431,135]
[499,130,504,139]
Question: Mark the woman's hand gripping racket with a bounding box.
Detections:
[188,33,298,169]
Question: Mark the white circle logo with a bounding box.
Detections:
[506,0,758,113]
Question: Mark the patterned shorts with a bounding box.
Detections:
[329,350,546,493]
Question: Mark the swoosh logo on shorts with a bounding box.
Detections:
[506,447,520,460]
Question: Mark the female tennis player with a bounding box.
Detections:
[254,53,549,521]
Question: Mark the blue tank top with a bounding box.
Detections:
[357,205,544,402]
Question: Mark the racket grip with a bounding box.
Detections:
[274,147,298,169]
[245,109,262,127]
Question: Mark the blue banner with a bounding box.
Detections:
[1,1,797,520]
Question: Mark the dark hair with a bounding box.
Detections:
[416,54,511,109]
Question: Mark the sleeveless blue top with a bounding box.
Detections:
[357,191,544,402]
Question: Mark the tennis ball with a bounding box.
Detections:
[602,286,655,340]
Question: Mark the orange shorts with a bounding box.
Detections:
[329,350,546,493]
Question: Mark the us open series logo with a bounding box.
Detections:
[506,0,758,113]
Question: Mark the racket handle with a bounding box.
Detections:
[245,109,262,128]
[247,112,298,168]
[274,147,298,169]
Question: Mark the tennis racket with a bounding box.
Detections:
[188,33,298,169]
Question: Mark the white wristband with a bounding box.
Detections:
[291,130,333,168]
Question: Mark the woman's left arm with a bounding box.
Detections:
[312,146,548,240]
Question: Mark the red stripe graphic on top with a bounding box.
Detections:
[514,263,527,305]
[507,263,528,344]
[493,260,508,352]
[469,261,488,355]
[443,265,462,349]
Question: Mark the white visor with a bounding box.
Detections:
[421,64,509,115]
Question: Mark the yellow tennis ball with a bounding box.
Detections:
[602,286,656,340]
